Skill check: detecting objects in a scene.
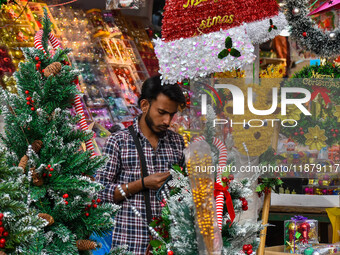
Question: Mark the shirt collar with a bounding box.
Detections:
[133,116,170,143]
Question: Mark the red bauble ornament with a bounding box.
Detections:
[25,90,29,94]
[222,177,228,183]
[168,251,174,255]
[43,173,47,177]
[26,97,31,101]
[31,100,34,103]
[35,57,39,61]
[333,134,337,137]
[300,131,304,135]
[31,107,35,111]
[299,127,303,131]
[64,201,68,205]
[0,243,4,248]
[93,204,97,208]
[0,238,6,244]
[0,227,4,232]
[0,221,2,226]
[63,194,69,199]
[92,199,95,203]
[48,174,52,177]
[302,32,307,37]
[336,129,339,133]
[96,198,101,203]
[85,213,89,217]
[0,214,3,220]
[3,232,8,237]
[242,205,248,211]
[243,244,248,251]
[242,200,248,206]
[36,64,40,68]
[47,164,51,168]
[229,174,234,180]
[26,102,30,105]
[247,249,253,255]
[49,168,54,172]
[87,204,91,208]
[294,132,298,136]
[248,245,253,250]
[331,129,334,132]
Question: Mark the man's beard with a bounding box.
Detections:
[145,110,168,137]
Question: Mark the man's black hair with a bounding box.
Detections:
[138,75,186,107]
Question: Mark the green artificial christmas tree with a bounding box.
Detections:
[0,148,46,255]
[0,10,119,254]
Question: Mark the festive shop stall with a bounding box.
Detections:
[0,0,339,254]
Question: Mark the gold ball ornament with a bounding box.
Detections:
[289,222,297,231]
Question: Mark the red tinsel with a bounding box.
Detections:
[162,0,279,42]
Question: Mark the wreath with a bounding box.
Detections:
[284,0,340,57]
[280,64,340,149]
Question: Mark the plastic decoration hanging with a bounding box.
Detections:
[106,0,146,10]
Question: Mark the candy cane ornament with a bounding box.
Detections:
[34,30,95,158]
[193,136,230,231]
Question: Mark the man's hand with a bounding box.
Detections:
[144,172,170,190]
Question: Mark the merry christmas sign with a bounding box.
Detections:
[154,0,288,83]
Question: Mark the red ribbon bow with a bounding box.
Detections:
[311,86,331,105]
[214,182,235,223]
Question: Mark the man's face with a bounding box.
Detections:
[143,93,179,136]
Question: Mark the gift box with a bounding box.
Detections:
[284,216,318,253]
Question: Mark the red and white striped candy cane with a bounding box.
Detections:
[34,30,95,158]
[34,30,61,54]
[193,136,228,231]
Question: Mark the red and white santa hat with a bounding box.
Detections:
[154,0,287,84]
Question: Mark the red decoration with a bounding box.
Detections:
[222,176,228,183]
[49,173,52,177]
[31,107,35,111]
[3,232,8,237]
[0,238,6,244]
[63,194,69,199]
[247,249,253,255]
[93,204,97,208]
[64,201,68,205]
[229,174,234,180]
[92,199,95,203]
[168,251,174,255]
[302,32,307,37]
[161,0,280,42]
[25,90,29,94]
[96,198,101,203]
[242,205,248,211]
[35,56,39,61]
[85,213,89,217]
[299,222,310,244]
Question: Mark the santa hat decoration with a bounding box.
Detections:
[235,0,288,44]
[154,0,288,83]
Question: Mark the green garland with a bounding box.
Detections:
[284,0,340,57]
[281,64,340,147]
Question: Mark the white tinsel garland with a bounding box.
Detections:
[245,12,288,44]
[154,25,255,84]
[283,0,340,57]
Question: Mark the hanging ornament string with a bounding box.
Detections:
[193,136,233,230]
[33,31,95,158]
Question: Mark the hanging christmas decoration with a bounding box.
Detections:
[280,63,340,148]
[155,0,287,83]
[283,0,340,57]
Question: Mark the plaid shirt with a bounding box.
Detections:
[96,118,185,255]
